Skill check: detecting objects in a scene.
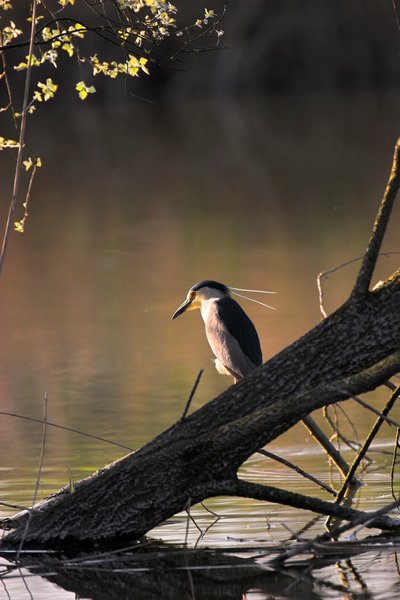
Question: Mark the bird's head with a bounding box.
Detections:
[172,280,229,319]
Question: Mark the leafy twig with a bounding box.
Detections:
[0,0,37,275]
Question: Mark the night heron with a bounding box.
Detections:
[172,280,263,383]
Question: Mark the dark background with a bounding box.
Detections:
[4,0,400,104]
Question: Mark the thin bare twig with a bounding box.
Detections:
[0,410,133,451]
[395,550,400,577]
[385,380,398,392]
[180,369,203,421]
[0,502,37,512]
[14,161,39,233]
[336,404,361,450]
[0,578,11,600]
[317,251,400,318]
[351,500,400,536]
[334,386,400,506]
[390,427,400,509]
[18,569,33,600]
[0,31,17,129]
[199,502,221,518]
[350,395,400,429]
[16,393,48,559]
[183,501,196,599]
[257,448,337,495]
[324,405,360,452]
[288,514,322,540]
[268,499,400,567]
[186,508,203,537]
[0,0,37,275]
[392,0,400,31]
[302,414,351,478]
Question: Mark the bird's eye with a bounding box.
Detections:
[190,291,196,299]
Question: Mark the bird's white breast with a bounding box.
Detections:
[200,298,217,324]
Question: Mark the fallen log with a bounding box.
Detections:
[1,140,400,547]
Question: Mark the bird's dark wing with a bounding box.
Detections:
[214,296,262,366]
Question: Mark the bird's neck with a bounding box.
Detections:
[198,290,227,323]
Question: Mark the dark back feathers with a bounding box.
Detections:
[215,296,262,366]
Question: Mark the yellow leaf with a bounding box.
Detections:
[61,42,74,57]
[14,221,24,233]
[75,81,96,100]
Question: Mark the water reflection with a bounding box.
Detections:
[0,93,400,598]
[1,542,400,600]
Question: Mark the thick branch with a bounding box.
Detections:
[214,479,400,532]
[351,138,400,299]
[302,414,351,478]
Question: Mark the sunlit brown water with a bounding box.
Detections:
[0,92,399,598]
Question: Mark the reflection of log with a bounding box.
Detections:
[3,535,396,599]
[1,142,400,547]
[2,545,322,600]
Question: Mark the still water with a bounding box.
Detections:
[0,92,399,598]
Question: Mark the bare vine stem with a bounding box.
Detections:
[0,0,37,275]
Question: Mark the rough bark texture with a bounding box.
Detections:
[1,141,400,547]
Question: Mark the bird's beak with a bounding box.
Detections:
[172,297,193,320]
